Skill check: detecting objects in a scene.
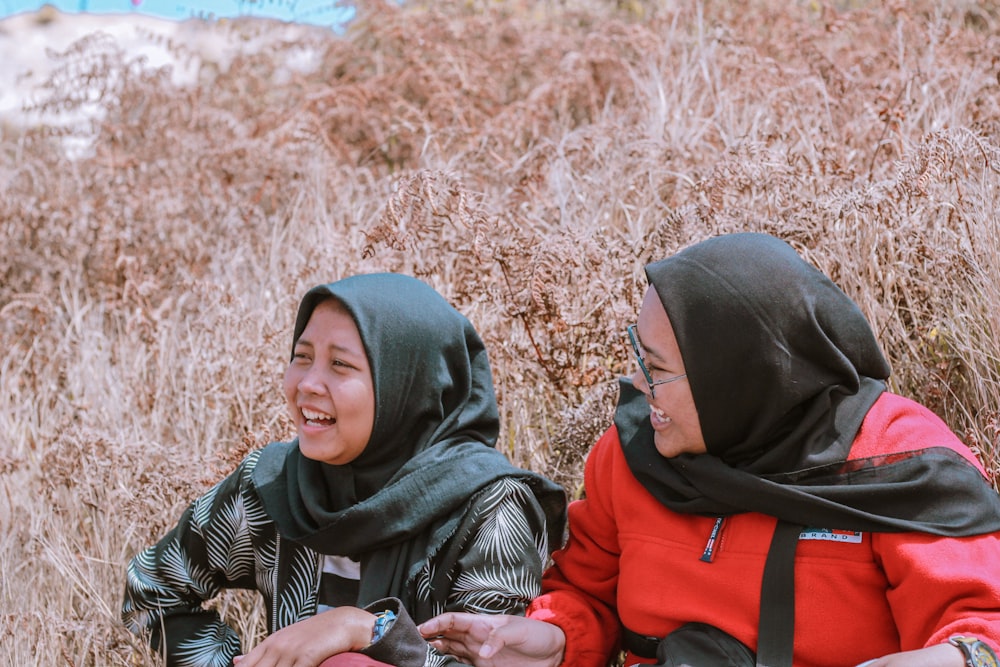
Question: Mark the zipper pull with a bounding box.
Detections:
[700,517,725,563]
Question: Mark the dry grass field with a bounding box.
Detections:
[2,0,1000,664]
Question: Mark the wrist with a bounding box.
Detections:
[948,635,999,667]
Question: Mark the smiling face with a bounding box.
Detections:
[631,286,707,458]
[283,298,375,466]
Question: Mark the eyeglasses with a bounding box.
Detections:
[626,324,687,399]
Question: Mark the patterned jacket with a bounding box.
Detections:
[123,447,552,667]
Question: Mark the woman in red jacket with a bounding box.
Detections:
[419,232,1000,667]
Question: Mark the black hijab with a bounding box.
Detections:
[617,232,1000,535]
[253,273,566,613]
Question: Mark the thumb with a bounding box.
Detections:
[478,627,510,659]
[479,641,499,659]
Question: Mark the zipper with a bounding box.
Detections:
[272,532,280,631]
[700,517,726,563]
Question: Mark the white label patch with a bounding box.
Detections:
[799,528,864,543]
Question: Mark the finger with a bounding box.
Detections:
[428,636,479,660]
[420,612,470,636]
[479,635,503,659]
[418,618,445,637]
[239,645,277,667]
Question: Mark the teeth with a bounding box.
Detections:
[302,408,333,421]
[652,407,671,424]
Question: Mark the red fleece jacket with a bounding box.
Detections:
[528,393,1000,667]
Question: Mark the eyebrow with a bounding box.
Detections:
[294,339,363,356]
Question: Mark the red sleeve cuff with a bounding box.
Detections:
[528,593,619,667]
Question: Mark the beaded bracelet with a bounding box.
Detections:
[371,610,397,645]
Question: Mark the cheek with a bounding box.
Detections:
[680,401,706,448]
[345,385,376,435]
[679,400,700,427]
[655,392,698,430]
[282,368,298,402]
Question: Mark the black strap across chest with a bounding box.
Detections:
[621,520,802,666]
[755,521,802,667]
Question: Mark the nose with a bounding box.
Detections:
[631,367,651,396]
[296,365,326,395]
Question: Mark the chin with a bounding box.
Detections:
[654,434,699,458]
[653,437,678,458]
[298,441,330,461]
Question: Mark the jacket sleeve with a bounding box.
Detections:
[364,477,556,667]
[528,426,623,667]
[875,529,1000,654]
[359,597,428,667]
[121,452,261,667]
[856,394,1000,654]
[444,476,551,614]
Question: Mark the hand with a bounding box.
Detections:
[854,643,966,667]
[233,607,376,667]
[418,612,565,667]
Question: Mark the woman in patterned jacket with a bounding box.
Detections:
[122,273,567,667]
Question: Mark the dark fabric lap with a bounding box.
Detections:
[318,653,395,667]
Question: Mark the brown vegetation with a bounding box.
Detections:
[2,0,1000,663]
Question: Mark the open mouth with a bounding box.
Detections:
[651,406,672,426]
[302,407,336,426]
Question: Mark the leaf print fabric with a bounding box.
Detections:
[123,449,552,667]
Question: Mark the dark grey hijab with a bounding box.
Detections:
[253,273,565,614]
[617,232,1000,535]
